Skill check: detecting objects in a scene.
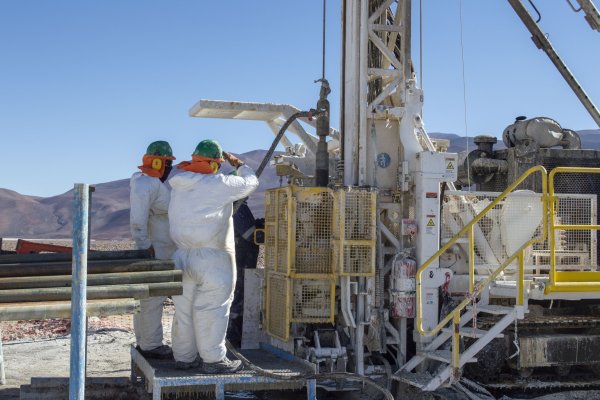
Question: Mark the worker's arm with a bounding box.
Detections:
[219,156,259,203]
[129,175,155,251]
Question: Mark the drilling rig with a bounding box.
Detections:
[190,0,600,397]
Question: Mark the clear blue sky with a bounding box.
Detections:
[1,1,599,197]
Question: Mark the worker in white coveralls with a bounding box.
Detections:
[130,140,178,359]
[168,139,259,372]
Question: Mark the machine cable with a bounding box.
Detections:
[458,0,472,189]
[508,318,520,359]
[527,0,542,23]
[566,0,583,12]
[419,0,423,91]
[225,341,394,400]
[321,0,327,81]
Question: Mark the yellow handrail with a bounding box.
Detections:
[548,167,600,287]
[416,166,548,337]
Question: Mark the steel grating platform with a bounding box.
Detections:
[131,344,317,400]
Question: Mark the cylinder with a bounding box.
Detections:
[315,83,330,187]
[390,255,417,318]
[0,249,151,265]
[0,270,182,290]
[0,299,140,321]
[0,259,174,278]
[70,183,88,400]
[502,116,564,148]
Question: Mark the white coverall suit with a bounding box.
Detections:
[130,171,177,351]
[168,165,259,364]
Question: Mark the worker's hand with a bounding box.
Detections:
[223,151,244,168]
[146,246,155,258]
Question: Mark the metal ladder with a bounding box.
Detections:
[393,287,527,391]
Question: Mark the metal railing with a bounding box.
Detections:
[549,167,600,287]
[415,166,548,373]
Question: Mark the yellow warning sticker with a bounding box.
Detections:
[427,218,435,227]
[446,161,454,170]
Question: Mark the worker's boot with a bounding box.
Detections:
[136,344,173,360]
[175,355,202,370]
[201,357,243,374]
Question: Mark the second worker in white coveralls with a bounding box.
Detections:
[169,139,259,373]
[130,140,178,359]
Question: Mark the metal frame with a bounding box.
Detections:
[411,166,547,387]
[547,167,600,292]
[130,345,317,400]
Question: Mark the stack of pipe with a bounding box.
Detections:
[0,250,182,321]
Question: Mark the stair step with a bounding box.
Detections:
[467,304,514,315]
[418,349,477,364]
[392,370,433,389]
[442,326,504,339]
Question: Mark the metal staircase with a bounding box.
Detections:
[393,166,548,391]
[394,292,526,391]
[394,166,600,391]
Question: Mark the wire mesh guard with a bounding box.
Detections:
[538,195,597,269]
[332,242,375,276]
[264,187,335,276]
[264,190,278,272]
[293,189,333,275]
[442,191,545,276]
[442,190,597,277]
[332,189,377,276]
[291,278,335,323]
[265,272,290,341]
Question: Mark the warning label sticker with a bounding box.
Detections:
[446,161,454,170]
[427,218,435,227]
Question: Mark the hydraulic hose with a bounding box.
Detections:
[225,341,394,400]
[233,109,322,214]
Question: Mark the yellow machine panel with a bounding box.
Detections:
[263,186,376,340]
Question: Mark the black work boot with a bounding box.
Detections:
[175,355,202,370]
[201,357,243,374]
[136,344,173,360]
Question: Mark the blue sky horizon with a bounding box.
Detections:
[2,1,599,197]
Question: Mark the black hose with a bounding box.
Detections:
[225,341,394,400]
[233,109,322,214]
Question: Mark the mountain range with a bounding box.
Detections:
[1,130,599,240]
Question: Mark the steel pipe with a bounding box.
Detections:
[0,282,182,303]
[70,183,88,400]
[0,259,174,278]
[0,249,151,265]
[0,270,182,290]
[0,299,140,321]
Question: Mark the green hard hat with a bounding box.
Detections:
[146,141,174,158]
[193,139,223,159]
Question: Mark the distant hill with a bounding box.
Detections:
[1,130,599,240]
[0,150,279,240]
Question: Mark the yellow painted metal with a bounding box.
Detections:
[555,271,600,282]
[554,224,600,230]
[265,272,291,341]
[416,166,548,337]
[545,282,600,293]
[469,226,475,294]
[547,167,600,292]
[452,312,460,375]
[290,278,336,323]
[517,250,524,306]
[263,185,375,339]
[332,189,377,276]
[253,228,265,246]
